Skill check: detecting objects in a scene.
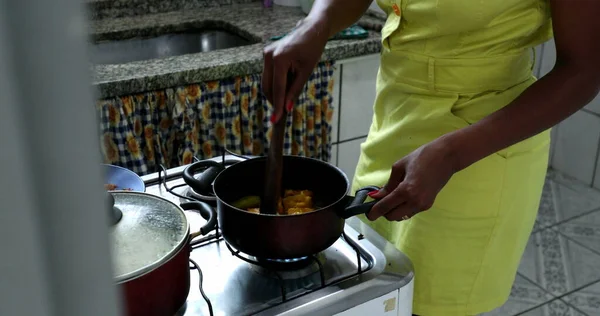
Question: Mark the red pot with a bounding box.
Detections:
[107,192,216,316]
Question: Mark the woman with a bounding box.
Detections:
[262,0,600,314]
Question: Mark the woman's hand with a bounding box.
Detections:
[262,17,330,123]
[367,138,459,221]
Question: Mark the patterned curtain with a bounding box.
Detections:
[97,61,336,175]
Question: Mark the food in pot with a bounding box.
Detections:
[105,183,133,191]
[232,189,316,215]
[231,195,261,210]
[283,190,315,215]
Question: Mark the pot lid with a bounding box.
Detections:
[108,191,189,282]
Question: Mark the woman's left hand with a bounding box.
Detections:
[366,138,459,221]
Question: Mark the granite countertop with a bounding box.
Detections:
[90,3,384,99]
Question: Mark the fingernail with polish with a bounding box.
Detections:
[270,113,277,123]
[367,190,380,197]
[286,101,294,112]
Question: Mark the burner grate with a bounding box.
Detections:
[341,232,363,274]
[223,242,330,301]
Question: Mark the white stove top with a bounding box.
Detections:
[141,155,414,316]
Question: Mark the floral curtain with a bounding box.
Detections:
[97,61,336,175]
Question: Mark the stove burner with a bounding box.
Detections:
[249,255,326,280]
[256,257,312,270]
[223,242,327,301]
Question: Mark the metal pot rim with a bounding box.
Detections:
[110,191,190,283]
[115,234,189,283]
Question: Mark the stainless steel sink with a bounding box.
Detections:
[90,29,255,64]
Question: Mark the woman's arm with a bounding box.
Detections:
[367,0,600,221]
[263,0,373,123]
[445,0,600,172]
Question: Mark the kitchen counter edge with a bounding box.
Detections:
[90,4,384,99]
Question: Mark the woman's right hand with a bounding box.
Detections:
[262,17,331,123]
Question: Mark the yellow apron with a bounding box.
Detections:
[352,0,553,315]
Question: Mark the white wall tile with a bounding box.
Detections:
[331,65,341,144]
[584,93,600,115]
[533,44,544,78]
[339,54,380,141]
[539,39,556,77]
[330,144,338,166]
[552,111,600,185]
[337,137,366,183]
[368,0,385,14]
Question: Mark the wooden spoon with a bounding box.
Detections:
[261,101,290,215]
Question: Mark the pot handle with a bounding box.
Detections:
[181,201,217,239]
[339,186,380,219]
[182,160,225,196]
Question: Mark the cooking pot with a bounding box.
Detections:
[183,155,379,259]
[103,164,145,192]
[107,191,216,316]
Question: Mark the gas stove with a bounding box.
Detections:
[141,155,414,316]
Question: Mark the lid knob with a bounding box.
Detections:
[106,192,122,225]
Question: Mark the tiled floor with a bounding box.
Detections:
[483,170,600,316]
